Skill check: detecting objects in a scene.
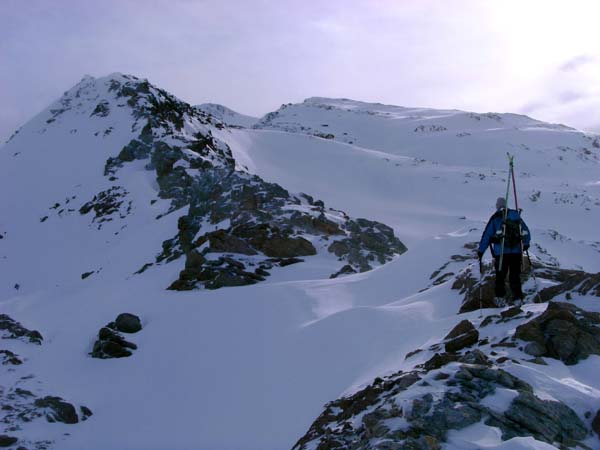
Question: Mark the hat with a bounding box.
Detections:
[496,197,506,209]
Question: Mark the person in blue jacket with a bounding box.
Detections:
[477,197,531,305]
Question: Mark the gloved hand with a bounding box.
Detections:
[523,245,530,251]
[477,251,483,261]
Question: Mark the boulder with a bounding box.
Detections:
[34,396,80,424]
[515,302,600,365]
[445,320,476,339]
[0,314,43,344]
[454,268,498,313]
[330,264,357,279]
[0,349,23,365]
[503,392,587,443]
[444,320,479,353]
[184,250,206,269]
[205,229,257,255]
[114,313,142,333]
[501,306,522,319]
[0,436,18,447]
[422,352,460,371]
[592,409,600,438]
[91,324,138,359]
[258,235,316,258]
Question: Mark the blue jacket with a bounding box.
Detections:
[478,208,531,256]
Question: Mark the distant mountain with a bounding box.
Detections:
[196,102,258,128]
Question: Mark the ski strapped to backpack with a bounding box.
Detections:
[498,153,514,272]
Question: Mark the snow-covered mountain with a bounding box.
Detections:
[1,74,600,450]
[196,103,258,128]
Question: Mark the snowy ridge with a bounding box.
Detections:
[195,103,258,128]
[1,76,600,449]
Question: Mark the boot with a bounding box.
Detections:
[494,297,506,307]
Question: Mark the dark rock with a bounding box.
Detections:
[114,313,142,333]
[501,306,522,319]
[444,321,479,353]
[0,314,43,344]
[79,186,130,227]
[34,396,79,424]
[458,349,491,366]
[259,235,316,258]
[480,314,500,327]
[80,406,93,420]
[537,270,600,301]
[91,324,137,359]
[515,301,600,364]
[592,410,600,438]
[0,436,17,447]
[278,257,304,267]
[205,270,259,289]
[523,341,546,357]
[205,229,257,255]
[329,264,357,279]
[184,250,206,269]
[422,352,460,371]
[526,357,548,365]
[445,320,476,339]
[0,349,23,365]
[81,271,94,280]
[91,100,110,117]
[503,391,587,443]
[255,267,270,277]
[405,348,423,359]
[100,341,133,358]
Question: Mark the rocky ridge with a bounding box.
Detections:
[75,75,407,289]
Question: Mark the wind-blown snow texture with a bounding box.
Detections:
[1,75,600,450]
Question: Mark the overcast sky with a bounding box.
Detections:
[1,0,600,142]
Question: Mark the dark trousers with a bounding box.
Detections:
[494,253,523,300]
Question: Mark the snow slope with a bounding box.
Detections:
[1,79,600,450]
[196,103,258,128]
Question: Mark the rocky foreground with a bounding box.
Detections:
[293,255,600,450]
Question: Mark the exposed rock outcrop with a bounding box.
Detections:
[0,435,18,447]
[0,387,92,433]
[90,313,142,358]
[515,301,600,365]
[0,314,43,344]
[33,396,92,424]
[293,349,588,449]
[97,76,407,290]
[444,320,479,352]
[0,349,23,365]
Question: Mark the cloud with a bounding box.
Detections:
[517,55,600,132]
[1,1,600,140]
[560,54,594,72]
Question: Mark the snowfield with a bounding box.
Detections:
[1,74,600,450]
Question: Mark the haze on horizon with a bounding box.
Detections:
[1,0,600,142]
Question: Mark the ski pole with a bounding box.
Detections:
[525,249,542,303]
[479,259,484,317]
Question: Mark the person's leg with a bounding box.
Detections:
[494,256,507,298]
[508,253,524,300]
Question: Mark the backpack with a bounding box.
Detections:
[502,217,522,247]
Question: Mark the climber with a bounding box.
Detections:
[477,197,531,306]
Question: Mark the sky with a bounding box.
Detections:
[1,0,600,142]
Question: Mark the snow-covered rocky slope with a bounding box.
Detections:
[196,103,258,128]
[1,76,600,450]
